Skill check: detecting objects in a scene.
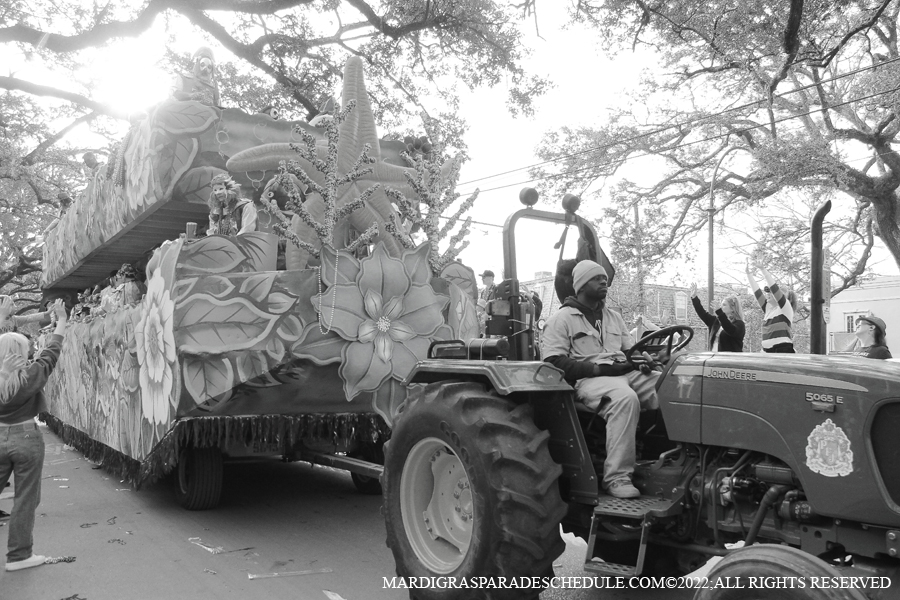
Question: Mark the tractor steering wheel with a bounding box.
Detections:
[624,325,694,366]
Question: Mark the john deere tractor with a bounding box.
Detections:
[381,192,900,600]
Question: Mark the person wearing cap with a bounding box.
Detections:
[479,270,496,302]
[853,315,892,359]
[541,260,665,499]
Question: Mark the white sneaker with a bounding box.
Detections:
[6,554,47,571]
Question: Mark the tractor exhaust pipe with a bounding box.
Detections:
[810,200,832,355]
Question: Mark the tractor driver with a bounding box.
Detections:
[541,260,664,499]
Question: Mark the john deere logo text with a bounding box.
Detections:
[706,369,758,381]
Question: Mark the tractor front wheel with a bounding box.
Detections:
[694,545,868,600]
[382,382,567,599]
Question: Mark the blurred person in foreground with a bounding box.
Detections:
[0,300,68,572]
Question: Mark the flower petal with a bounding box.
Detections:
[364,288,383,320]
[340,341,391,399]
[390,336,432,381]
[374,332,393,363]
[358,320,378,343]
[398,283,448,337]
[358,244,409,301]
[388,320,416,342]
[312,282,367,341]
[383,295,403,321]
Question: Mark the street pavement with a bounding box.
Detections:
[1,423,693,600]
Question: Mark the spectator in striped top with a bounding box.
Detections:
[746,260,797,353]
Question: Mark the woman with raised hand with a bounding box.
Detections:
[0,296,52,335]
[0,300,68,572]
[746,260,797,353]
[689,283,745,352]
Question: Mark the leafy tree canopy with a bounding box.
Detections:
[0,0,546,311]
[534,0,900,297]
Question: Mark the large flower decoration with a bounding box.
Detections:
[313,243,448,400]
[135,270,177,431]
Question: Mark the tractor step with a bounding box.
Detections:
[594,494,682,519]
[584,493,683,576]
[584,560,636,576]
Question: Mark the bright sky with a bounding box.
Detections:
[3,3,896,291]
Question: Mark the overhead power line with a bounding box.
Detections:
[456,56,900,190]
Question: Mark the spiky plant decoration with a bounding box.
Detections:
[384,136,479,275]
[260,99,381,257]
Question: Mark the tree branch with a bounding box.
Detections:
[811,0,893,68]
[22,112,99,166]
[0,76,127,120]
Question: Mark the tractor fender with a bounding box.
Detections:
[405,359,573,395]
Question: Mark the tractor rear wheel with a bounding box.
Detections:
[175,446,223,510]
[694,544,868,600]
[382,382,567,599]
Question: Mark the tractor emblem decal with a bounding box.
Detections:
[805,419,853,477]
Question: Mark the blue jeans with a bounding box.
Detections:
[0,422,45,563]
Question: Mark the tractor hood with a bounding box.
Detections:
[658,352,900,526]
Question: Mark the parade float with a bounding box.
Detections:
[40,55,481,509]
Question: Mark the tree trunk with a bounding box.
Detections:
[872,192,900,270]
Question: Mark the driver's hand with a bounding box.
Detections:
[630,351,656,374]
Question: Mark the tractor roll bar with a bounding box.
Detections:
[501,206,613,286]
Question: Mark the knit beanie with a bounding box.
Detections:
[572,260,607,294]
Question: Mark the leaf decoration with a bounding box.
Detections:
[403,243,433,286]
[268,292,297,315]
[175,294,280,353]
[239,273,276,303]
[320,245,360,287]
[447,282,480,341]
[195,275,235,299]
[171,277,199,303]
[276,314,304,342]
[235,350,272,384]
[174,166,220,205]
[440,261,478,303]
[239,233,278,271]
[291,323,346,365]
[183,355,235,406]
[155,99,218,135]
[121,351,140,393]
[266,337,286,362]
[178,236,246,273]
[161,137,199,198]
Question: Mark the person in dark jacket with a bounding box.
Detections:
[0,300,68,572]
[689,283,745,352]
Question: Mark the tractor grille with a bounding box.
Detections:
[872,401,900,506]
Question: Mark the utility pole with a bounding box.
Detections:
[708,146,744,308]
[634,203,645,317]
